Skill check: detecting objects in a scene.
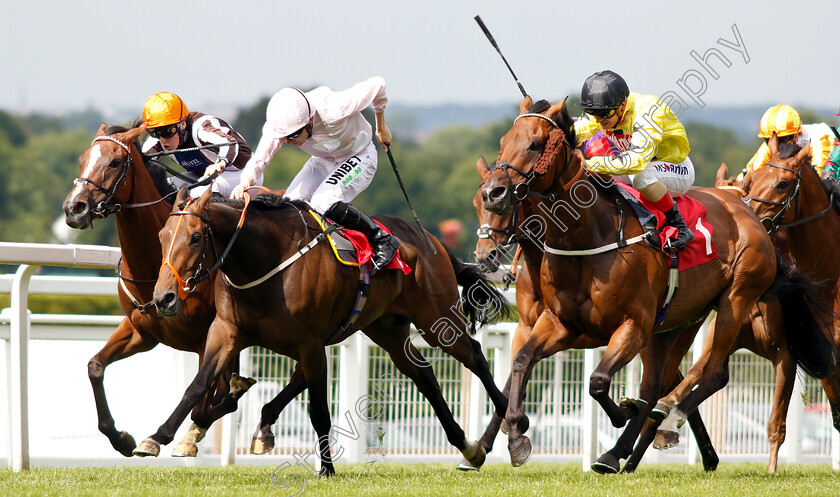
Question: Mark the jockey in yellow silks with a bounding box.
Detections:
[574,70,695,249]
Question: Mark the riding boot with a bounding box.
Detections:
[663,203,694,249]
[325,201,401,274]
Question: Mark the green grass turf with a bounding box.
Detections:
[1,463,838,497]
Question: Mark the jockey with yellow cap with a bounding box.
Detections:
[739,104,835,180]
[574,70,696,249]
[141,91,259,197]
[231,77,400,273]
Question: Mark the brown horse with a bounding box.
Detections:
[61,124,253,457]
[470,173,721,472]
[479,96,835,471]
[721,136,840,439]
[137,187,510,474]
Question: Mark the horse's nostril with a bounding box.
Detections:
[490,186,507,201]
[72,202,88,215]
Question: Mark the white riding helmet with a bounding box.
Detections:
[266,88,314,137]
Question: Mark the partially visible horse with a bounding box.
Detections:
[62,124,252,457]
[478,96,836,471]
[719,136,840,438]
[138,187,511,474]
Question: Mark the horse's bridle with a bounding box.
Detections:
[74,136,135,218]
[487,112,580,205]
[746,162,804,233]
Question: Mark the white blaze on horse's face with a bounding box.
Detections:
[71,143,103,196]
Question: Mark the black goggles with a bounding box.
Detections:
[284,126,307,140]
[587,108,618,119]
[148,124,180,139]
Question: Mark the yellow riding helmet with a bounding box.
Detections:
[757,104,801,139]
[142,92,189,128]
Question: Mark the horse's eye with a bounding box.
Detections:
[109,158,122,168]
[529,140,543,151]
[190,233,201,245]
[776,181,790,191]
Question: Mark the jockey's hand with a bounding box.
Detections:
[230,180,252,200]
[200,160,226,181]
[574,149,587,166]
[376,123,392,153]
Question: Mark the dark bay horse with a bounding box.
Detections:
[479,97,836,471]
[62,124,252,457]
[139,187,510,474]
[721,136,840,439]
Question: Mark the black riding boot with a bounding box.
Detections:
[664,203,694,249]
[325,201,401,274]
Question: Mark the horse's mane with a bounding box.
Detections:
[206,193,307,211]
[777,142,840,215]
[529,99,576,147]
[106,122,176,201]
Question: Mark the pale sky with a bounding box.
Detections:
[3,0,838,116]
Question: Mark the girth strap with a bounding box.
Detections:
[326,264,371,345]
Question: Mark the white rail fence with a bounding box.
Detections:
[2,241,839,473]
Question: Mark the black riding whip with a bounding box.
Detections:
[474,15,528,98]
[386,148,437,254]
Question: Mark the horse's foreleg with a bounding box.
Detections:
[88,319,158,457]
[298,344,334,477]
[589,321,646,429]
[765,353,795,473]
[133,321,240,457]
[252,362,308,455]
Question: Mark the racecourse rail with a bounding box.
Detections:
[2,241,839,472]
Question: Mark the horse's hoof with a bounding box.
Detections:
[230,374,257,397]
[653,430,680,450]
[319,465,335,477]
[462,440,486,469]
[500,419,509,435]
[113,431,137,458]
[648,401,670,422]
[171,441,198,457]
[591,453,620,474]
[619,397,648,418]
[620,462,637,474]
[508,436,532,467]
[703,455,720,472]
[456,458,480,471]
[251,435,275,455]
[132,438,160,457]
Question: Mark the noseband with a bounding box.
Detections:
[74,136,134,218]
[746,162,803,232]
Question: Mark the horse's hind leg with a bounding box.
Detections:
[88,319,158,457]
[297,344,335,476]
[252,362,308,455]
[365,319,481,466]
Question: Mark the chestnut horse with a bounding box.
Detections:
[137,187,511,475]
[62,124,252,457]
[719,136,840,439]
[476,167,833,472]
[470,174,720,472]
[479,97,836,471]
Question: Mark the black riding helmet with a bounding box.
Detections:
[576,70,629,111]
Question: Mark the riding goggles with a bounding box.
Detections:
[284,125,307,140]
[148,124,180,139]
[587,108,618,119]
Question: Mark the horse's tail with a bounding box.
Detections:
[445,244,513,335]
[764,255,839,379]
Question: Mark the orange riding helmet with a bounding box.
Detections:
[143,92,189,129]
[757,104,801,139]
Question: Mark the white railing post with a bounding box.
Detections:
[337,334,368,463]
[832,422,840,470]
[582,348,599,471]
[220,350,246,466]
[467,333,485,442]
[781,370,805,464]
[10,264,37,472]
[491,328,512,459]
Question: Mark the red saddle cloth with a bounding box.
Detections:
[340,220,412,274]
[616,183,717,271]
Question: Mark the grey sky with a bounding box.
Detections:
[3,0,838,116]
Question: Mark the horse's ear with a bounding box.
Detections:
[193,186,213,212]
[518,96,533,115]
[795,142,812,166]
[768,132,779,157]
[123,125,146,143]
[715,162,729,186]
[742,169,753,191]
[175,186,190,210]
[96,123,108,136]
[547,97,569,122]
[476,155,491,180]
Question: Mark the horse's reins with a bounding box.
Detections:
[746,161,835,233]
